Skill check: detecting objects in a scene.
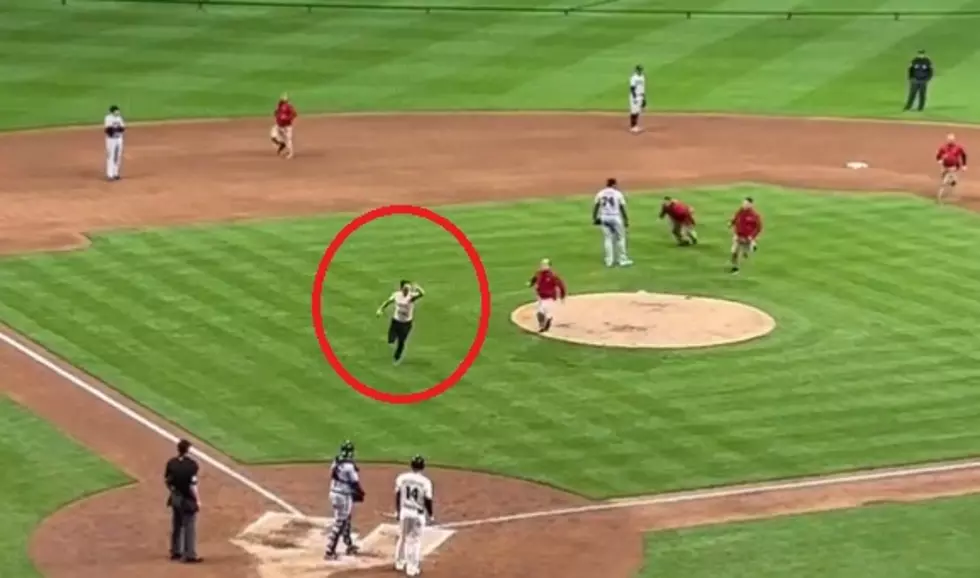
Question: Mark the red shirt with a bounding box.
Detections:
[659,201,694,224]
[731,207,763,239]
[275,100,297,127]
[937,143,967,168]
[529,269,566,300]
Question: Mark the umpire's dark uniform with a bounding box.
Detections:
[904,50,933,112]
[165,439,202,563]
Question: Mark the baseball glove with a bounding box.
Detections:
[352,488,366,503]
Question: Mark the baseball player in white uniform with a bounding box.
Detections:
[104,105,125,180]
[629,65,646,133]
[393,455,434,577]
[592,178,632,267]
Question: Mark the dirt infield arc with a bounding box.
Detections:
[4,113,980,578]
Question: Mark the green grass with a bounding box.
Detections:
[3,0,980,128]
[4,1,980,573]
[3,186,980,497]
[639,494,980,578]
[0,398,128,578]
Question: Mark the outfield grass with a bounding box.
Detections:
[0,398,127,578]
[639,494,980,578]
[2,186,980,497]
[3,0,980,129]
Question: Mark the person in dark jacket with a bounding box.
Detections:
[165,439,202,563]
[904,50,933,111]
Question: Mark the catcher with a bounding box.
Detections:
[270,93,297,159]
[324,440,365,560]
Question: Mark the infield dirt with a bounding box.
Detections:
[3,113,980,578]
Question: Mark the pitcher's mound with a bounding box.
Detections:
[510,292,775,349]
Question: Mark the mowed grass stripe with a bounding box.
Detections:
[100,235,356,452]
[699,0,949,110]
[5,187,980,496]
[0,244,330,454]
[512,0,816,107]
[638,494,980,578]
[8,1,980,128]
[793,0,980,117]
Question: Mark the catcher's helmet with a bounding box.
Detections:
[339,440,355,459]
[410,455,426,471]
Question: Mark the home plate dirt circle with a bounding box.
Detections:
[510,292,776,349]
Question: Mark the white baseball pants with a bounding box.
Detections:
[105,136,123,179]
[394,510,426,575]
[599,216,629,266]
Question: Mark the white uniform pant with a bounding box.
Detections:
[599,216,629,266]
[105,136,123,179]
[536,298,555,321]
[629,96,643,115]
[394,509,426,572]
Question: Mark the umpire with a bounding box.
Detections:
[904,49,933,112]
[165,439,202,563]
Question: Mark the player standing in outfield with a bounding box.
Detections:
[628,65,646,134]
[729,197,763,274]
[104,105,125,181]
[659,196,698,246]
[528,258,566,333]
[270,93,297,158]
[393,455,434,577]
[592,178,633,267]
[936,133,967,203]
[377,281,425,364]
[324,441,365,560]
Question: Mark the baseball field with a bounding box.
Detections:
[3,0,980,576]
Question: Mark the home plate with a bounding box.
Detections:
[846,161,869,169]
[232,512,455,577]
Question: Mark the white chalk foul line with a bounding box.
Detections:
[438,457,980,530]
[0,329,304,516]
